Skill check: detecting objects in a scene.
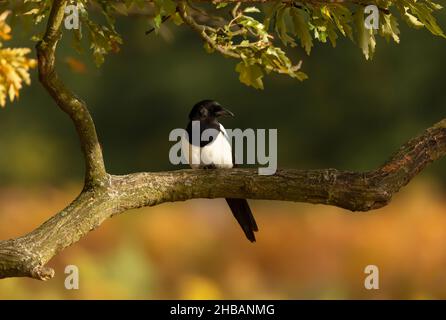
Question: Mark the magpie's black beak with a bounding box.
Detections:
[215,107,235,117]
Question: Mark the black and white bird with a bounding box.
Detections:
[181,100,258,242]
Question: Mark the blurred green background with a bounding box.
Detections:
[0,10,446,299]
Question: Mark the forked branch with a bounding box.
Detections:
[36,0,107,188]
[0,0,445,280]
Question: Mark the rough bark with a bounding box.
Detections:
[36,0,107,188]
[0,0,445,280]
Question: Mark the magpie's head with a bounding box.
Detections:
[188,100,235,121]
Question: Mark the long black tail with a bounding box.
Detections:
[225,198,258,242]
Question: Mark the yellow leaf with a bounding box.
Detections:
[0,12,37,107]
[0,48,37,107]
[0,11,11,41]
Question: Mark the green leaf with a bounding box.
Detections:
[154,0,177,16]
[380,13,400,43]
[244,7,260,13]
[290,7,313,55]
[153,14,163,29]
[405,0,445,37]
[403,10,424,29]
[329,4,353,40]
[275,6,296,47]
[326,20,338,47]
[235,62,264,89]
[216,2,228,9]
[354,9,376,60]
[171,12,183,26]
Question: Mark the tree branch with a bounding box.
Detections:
[36,0,107,188]
[1,117,446,280]
[178,1,241,59]
[0,0,445,280]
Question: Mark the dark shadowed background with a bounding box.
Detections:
[0,10,446,299]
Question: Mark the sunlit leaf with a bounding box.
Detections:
[235,61,264,90]
[0,11,36,107]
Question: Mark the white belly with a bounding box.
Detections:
[182,124,233,169]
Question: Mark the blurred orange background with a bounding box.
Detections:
[1,178,446,299]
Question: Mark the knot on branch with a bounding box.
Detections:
[0,239,54,281]
[31,265,55,281]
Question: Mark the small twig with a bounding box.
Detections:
[231,1,242,18]
[178,1,241,58]
[145,15,171,35]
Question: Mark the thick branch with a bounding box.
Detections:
[1,118,446,280]
[36,0,107,188]
[0,0,444,281]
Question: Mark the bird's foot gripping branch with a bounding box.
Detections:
[0,0,445,280]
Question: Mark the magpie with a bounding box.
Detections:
[181,100,259,242]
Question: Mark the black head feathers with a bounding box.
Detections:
[188,100,234,121]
